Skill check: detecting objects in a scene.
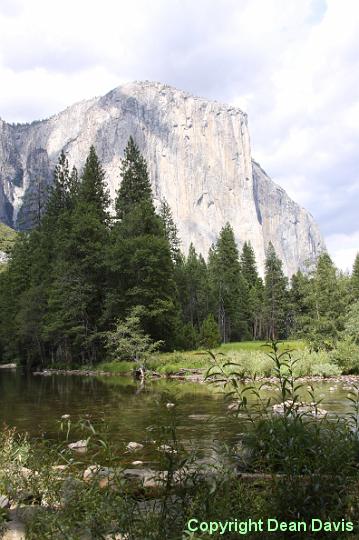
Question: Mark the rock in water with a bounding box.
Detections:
[68,440,88,452]
[126,442,144,452]
[0,81,325,276]
[0,494,10,508]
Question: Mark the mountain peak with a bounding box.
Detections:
[0,82,324,276]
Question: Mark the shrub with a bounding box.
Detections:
[175,322,199,351]
[344,300,359,344]
[330,337,359,374]
[105,306,163,363]
[284,348,339,377]
[220,347,340,378]
[199,314,221,349]
[310,362,341,377]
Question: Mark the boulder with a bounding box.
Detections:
[272,400,327,417]
[83,465,115,488]
[126,442,143,452]
[158,444,177,454]
[61,477,84,505]
[68,440,88,453]
[0,494,10,509]
[2,520,26,540]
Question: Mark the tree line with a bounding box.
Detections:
[0,138,357,367]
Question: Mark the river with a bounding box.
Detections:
[0,368,356,467]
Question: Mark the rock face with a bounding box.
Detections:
[0,81,325,276]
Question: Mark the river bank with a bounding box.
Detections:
[6,338,354,382]
[29,367,359,387]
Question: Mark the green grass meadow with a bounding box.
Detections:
[97,340,318,377]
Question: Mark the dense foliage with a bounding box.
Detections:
[0,222,17,254]
[0,138,358,368]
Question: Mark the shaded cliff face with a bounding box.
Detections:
[0,81,325,276]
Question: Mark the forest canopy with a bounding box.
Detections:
[0,139,357,368]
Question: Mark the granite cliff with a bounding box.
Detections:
[0,81,325,276]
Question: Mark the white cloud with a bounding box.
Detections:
[0,0,358,269]
[326,232,359,273]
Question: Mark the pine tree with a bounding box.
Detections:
[44,152,79,226]
[17,150,50,230]
[0,154,79,367]
[159,198,181,263]
[0,233,33,364]
[78,146,110,224]
[179,244,209,329]
[107,138,179,349]
[250,277,265,340]
[289,270,311,337]
[31,176,48,228]
[199,314,221,348]
[115,137,153,220]
[45,152,70,219]
[351,253,359,300]
[208,224,249,342]
[264,242,288,340]
[45,147,110,364]
[240,241,263,339]
[307,253,347,350]
[240,241,259,287]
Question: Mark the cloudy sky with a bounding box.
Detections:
[0,0,358,270]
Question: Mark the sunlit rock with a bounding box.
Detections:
[0,81,325,277]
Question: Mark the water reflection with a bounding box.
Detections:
[0,369,356,466]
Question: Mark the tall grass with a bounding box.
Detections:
[219,339,306,353]
[98,340,344,378]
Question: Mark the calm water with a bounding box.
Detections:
[0,369,356,467]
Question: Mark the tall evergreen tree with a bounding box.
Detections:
[351,253,359,301]
[45,152,78,226]
[0,153,81,367]
[115,136,153,220]
[240,241,264,339]
[159,198,181,264]
[306,253,347,350]
[250,277,265,340]
[0,233,33,363]
[208,224,249,342]
[289,270,311,337]
[180,243,209,329]
[107,138,179,349]
[45,147,110,364]
[240,241,259,287]
[78,146,110,223]
[264,242,288,340]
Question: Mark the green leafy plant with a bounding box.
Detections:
[206,341,359,527]
[105,306,163,369]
